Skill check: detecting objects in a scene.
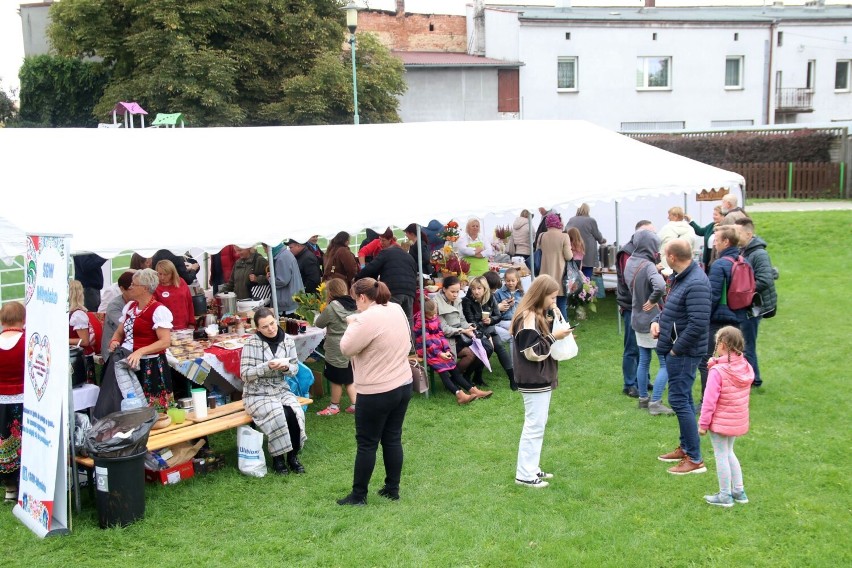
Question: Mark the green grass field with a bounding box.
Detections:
[2,211,850,567]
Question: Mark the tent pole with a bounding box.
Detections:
[615,201,622,336]
[266,243,279,316]
[416,224,428,397]
[529,211,536,279]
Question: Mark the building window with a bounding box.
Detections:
[711,119,754,128]
[777,31,783,47]
[565,32,571,40]
[557,57,578,91]
[636,56,671,90]
[725,56,743,89]
[734,32,739,41]
[806,60,816,91]
[836,60,851,91]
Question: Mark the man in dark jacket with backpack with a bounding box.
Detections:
[698,225,749,396]
[736,217,777,388]
[356,241,418,325]
[651,238,711,475]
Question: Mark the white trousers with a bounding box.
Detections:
[516,390,552,481]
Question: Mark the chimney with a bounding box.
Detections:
[473,0,485,56]
[645,0,656,7]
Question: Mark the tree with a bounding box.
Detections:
[0,82,16,125]
[48,0,404,126]
[265,33,407,125]
[17,55,109,127]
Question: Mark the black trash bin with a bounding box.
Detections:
[93,449,147,528]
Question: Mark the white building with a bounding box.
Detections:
[468,3,852,130]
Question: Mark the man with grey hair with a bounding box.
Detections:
[721,193,746,216]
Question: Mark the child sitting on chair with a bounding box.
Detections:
[413,299,491,404]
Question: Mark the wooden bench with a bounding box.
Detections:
[74,398,311,469]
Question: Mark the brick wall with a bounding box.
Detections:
[359,8,467,52]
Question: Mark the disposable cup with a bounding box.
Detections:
[191,388,208,419]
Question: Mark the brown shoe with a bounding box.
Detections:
[470,386,493,399]
[658,447,686,463]
[667,458,707,475]
[456,390,475,405]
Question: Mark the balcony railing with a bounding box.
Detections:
[775,88,814,112]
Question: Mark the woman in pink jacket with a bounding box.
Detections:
[699,326,754,507]
[337,278,413,506]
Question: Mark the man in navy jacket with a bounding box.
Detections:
[651,239,711,475]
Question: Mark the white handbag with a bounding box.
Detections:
[549,310,578,361]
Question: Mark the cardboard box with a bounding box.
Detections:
[145,461,195,485]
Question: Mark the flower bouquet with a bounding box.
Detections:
[494,225,512,240]
[431,244,470,278]
[437,220,460,243]
[568,275,599,319]
[293,281,327,325]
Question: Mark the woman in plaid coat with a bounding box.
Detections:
[240,307,307,475]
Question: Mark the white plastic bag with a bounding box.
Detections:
[237,425,267,478]
[549,310,578,361]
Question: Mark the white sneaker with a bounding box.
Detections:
[536,471,554,479]
[516,478,549,488]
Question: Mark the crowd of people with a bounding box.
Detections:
[0,195,775,507]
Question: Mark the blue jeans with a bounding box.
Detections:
[556,295,568,321]
[621,310,639,390]
[636,345,654,398]
[740,317,761,387]
[664,353,702,463]
[651,354,668,402]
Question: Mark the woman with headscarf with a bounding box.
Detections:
[565,203,607,279]
[454,218,493,276]
[240,307,306,475]
[536,213,572,319]
[0,302,25,502]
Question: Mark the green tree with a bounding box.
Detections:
[48,0,404,126]
[265,33,407,125]
[17,55,109,127]
[0,82,16,125]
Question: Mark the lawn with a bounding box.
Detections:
[2,211,850,567]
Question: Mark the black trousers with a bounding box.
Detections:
[351,382,413,499]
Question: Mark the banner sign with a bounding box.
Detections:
[13,234,71,537]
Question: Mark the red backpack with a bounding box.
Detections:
[721,255,756,310]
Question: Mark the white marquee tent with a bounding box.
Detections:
[0,120,743,260]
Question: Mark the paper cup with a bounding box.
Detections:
[191,388,208,419]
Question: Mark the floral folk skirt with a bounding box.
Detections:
[0,399,23,482]
[138,355,175,410]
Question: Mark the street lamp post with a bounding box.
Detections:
[341,2,361,125]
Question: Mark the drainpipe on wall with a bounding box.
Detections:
[765,20,777,125]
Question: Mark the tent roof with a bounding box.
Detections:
[0,120,743,258]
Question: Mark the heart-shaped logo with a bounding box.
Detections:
[27,333,52,401]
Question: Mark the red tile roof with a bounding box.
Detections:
[393,51,522,68]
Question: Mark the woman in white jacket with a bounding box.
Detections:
[657,206,698,273]
[510,210,532,259]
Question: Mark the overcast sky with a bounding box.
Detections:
[0,0,838,100]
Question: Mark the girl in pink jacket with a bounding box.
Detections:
[699,326,755,507]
